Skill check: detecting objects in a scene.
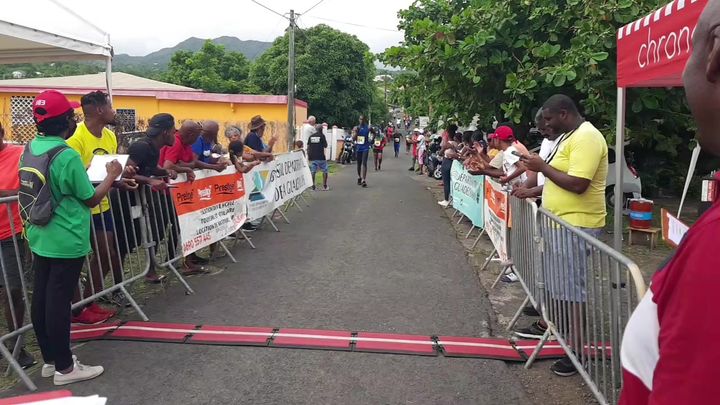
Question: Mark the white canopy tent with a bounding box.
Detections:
[0,1,113,97]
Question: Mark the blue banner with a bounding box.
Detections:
[450,160,485,228]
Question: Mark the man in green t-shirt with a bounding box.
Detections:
[23,90,122,386]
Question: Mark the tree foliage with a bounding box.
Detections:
[164,40,252,93]
[250,24,376,127]
[383,1,694,145]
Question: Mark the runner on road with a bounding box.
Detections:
[389,125,401,158]
[353,115,371,188]
[372,127,387,171]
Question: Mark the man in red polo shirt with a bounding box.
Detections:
[619,2,720,404]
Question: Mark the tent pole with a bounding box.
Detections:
[678,142,702,218]
[105,34,113,103]
[613,87,626,251]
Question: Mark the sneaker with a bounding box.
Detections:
[322,185,329,191]
[357,178,362,185]
[72,308,111,325]
[54,358,104,386]
[16,349,36,369]
[42,355,77,378]
[514,321,554,340]
[438,200,450,208]
[241,223,258,231]
[551,356,578,377]
[110,291,132,308]
[522,305,540,317]
[311,185,316,191]
[361,181,368,188]
[501,272,519,283]
[86,303,116,318]
[408,167,415,171]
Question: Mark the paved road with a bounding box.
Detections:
[19,155,527,404]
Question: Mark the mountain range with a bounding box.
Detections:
[114,36,273,69]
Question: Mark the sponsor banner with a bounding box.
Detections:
[171,167,247,256]
[450,160,484,228]
[244,151,314,221]
[484,178,509,261]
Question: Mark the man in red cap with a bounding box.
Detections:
[21,90,122,385]
[468,125,527,185]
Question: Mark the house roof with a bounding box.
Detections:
[0,72,198,92]
[0,71,309,108]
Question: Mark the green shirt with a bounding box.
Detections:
[23,135,96,258]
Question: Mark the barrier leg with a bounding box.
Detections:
[121,285,149,322]
[291,198,304,212]
[471,229,485,250]
[451,209,459,218]
[0,338,35,391]
[167,261,195,295]
[490,263,511,289]
[480,249,497,272]
[456,214,465,225]
[274,208,291,224]
[507,295,530,331]
[239,230,256,249]
[298,193,311,207]
[524,327,553,369]
[262,215,280,232]
[465,225,476,239]
[218,241,237,263]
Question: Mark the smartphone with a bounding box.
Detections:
[511,151,522,157]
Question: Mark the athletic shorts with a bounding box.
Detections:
[0,235,24,289]
[92,210,114,232]
[310,160,329,174]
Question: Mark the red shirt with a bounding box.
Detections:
[0,145,23,240]
[159,132,195,166]
[620,175,720,405]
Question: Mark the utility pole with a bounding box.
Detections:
[287,9,297,152]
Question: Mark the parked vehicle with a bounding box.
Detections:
[339,136,355,165]
[606,146,642,208]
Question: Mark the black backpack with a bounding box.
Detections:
[18,144,68,226]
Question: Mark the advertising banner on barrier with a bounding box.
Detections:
[484,178,509,261]
[244,151,313,221]
[171,167,247,256]
[450,160,485,228]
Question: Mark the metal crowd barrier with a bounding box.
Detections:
[524,207,646,405]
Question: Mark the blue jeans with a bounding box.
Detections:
[310,160,328,174]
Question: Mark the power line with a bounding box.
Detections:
[302,15,398,32]
[302,0,326,15]
[251,0,288,20]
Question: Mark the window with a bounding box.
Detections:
[115,108,137,133]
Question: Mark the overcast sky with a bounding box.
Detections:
[11,0,413,56]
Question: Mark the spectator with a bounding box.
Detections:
[245,115,278,153]
[619,4,720,403]
[437,127,462,208]
[416,130,428,175]
[301,116,317,147]
[192,120,220,164]
[0,123,35,368]
[159,120,227,273]
[521,94,608,377]
[294,140,304,153]
[307,123,329,191]
[23,89,121,385]
[225,125,243,144]
[125,113,178,283]
[228,140,261,173]
[468,126,526,184]
[512,108,561,200]
[408,129,420,171]
[66,91,131,324]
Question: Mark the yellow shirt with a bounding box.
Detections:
[541,122,608,228]
[67,122,118,214]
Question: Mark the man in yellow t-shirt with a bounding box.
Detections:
[520,94,608,378]
[66,91,127,322]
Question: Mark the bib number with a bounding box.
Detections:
[357,136,366,144]
[374,140,381,147]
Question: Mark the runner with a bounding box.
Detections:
[353,115,371,188]
[372,127,387,171]
[390,125,401,158]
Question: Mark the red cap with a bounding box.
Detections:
[493,125,514,141]
[32,90,80,123]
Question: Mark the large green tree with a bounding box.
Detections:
[164,40,252,93]
[250,24,376,127]
[382,0,705,195]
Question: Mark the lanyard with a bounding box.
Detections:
[544,122,583,164]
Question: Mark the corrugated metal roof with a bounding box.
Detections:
[0,72,199,92]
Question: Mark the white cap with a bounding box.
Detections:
[413,128,420,132]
